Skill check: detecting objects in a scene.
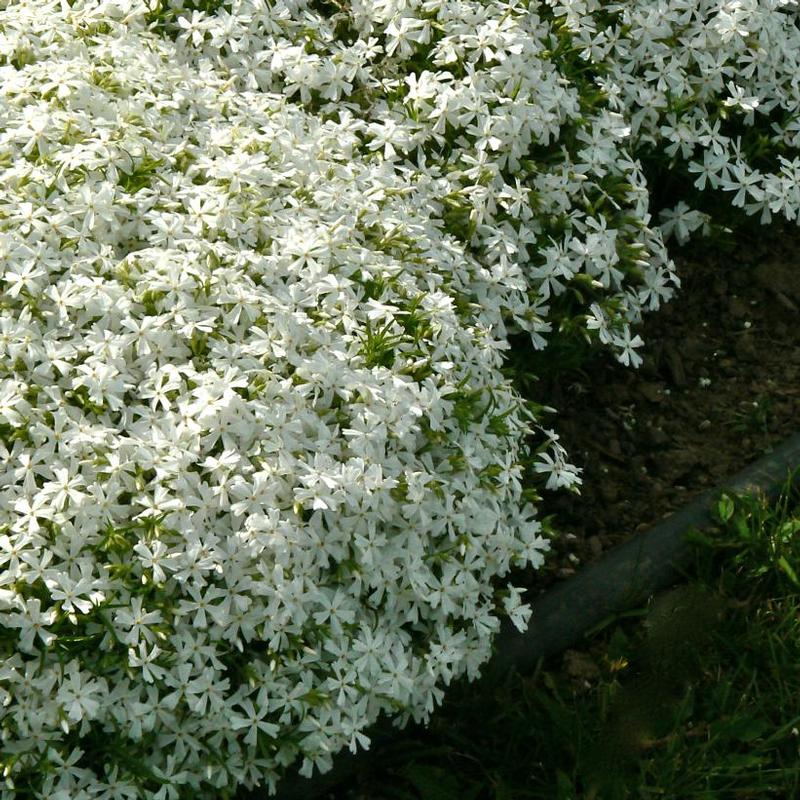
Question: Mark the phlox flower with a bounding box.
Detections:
[0,0,797,795]
[5,597,57,652]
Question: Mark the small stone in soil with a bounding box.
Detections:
[735,335,756,360]
[638,382,665,403]
[728,296,749,317]
[601,485,619,502]
[663,342,688,387]
[644,425,670,446]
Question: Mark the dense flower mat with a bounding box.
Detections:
[0,0,798,796]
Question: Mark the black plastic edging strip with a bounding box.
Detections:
[489,430,800,679]
[270,431,800,800]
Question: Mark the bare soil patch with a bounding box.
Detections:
[530,221,800,583]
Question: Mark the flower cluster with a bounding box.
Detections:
[0,0,798,797]
[153,0,681,363]
[550,0,800,238]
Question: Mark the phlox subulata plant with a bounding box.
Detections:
[0,0,798,797]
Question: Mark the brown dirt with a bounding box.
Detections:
[530,221,800,583]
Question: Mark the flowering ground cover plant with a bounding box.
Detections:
[0,0,798,797]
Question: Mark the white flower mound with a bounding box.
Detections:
[1,0,799,796]
[550,0,800,240]
[0,3,561,797]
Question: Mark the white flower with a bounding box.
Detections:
[56,661,107,726]
[5,597,57,652]
[45,573,97,619]
[533,451,581,491]
[230,692,281,746]
[503,586,532,633]
[128,642,167,683]
[0,0,796,794]
[385,16,431,58]
[613,327,645,369]
[2,261,46,299]
[114,597,163,646]
[133,539,173,585]
[41,468,86,511]
[659,201,709,245]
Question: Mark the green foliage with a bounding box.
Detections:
[726,395,777,440]
[118,156,164,194]
[145,0,232,36]
[359,320,402,369]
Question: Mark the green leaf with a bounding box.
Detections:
[735,717,770,743]
[712,714,770,745]
[555,769,575,799]
[716,493,735,524]
[777,556,800,587]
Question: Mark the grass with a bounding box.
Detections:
[326,470,800,800]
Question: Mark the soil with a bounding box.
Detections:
[527,219,800,586]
